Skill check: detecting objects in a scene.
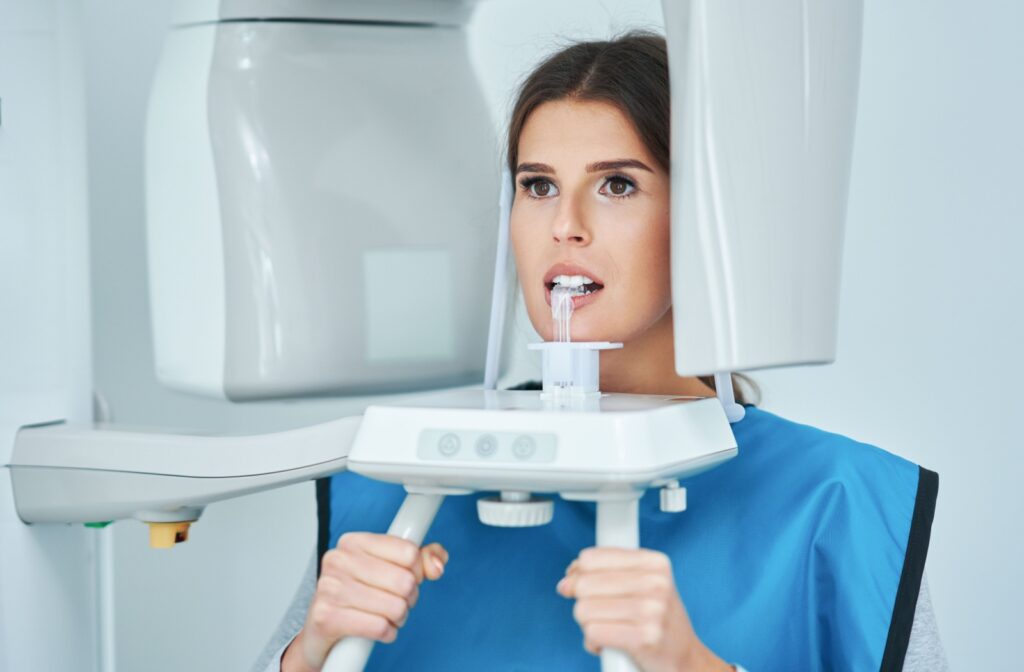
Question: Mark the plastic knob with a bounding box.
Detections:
[659,483,687,513]
[477,496,554,527]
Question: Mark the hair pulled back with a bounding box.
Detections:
[507,31,669,176]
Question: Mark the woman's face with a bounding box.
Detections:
[511,100,672,343]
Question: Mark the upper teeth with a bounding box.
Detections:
[552,274,594,288]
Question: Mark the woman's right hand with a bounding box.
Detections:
[281,532,449,672]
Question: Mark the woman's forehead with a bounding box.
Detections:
[517,99,657,172]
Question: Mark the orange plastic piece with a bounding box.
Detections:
[147,521,192,548]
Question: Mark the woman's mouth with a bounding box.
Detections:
[544,274,605,309]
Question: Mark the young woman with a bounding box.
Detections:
[262,33,946,672]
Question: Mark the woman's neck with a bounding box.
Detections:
[598,310,715,397]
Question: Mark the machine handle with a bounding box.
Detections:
[322,492,639,671]
[320,492,445,672]
[596,497,642,672]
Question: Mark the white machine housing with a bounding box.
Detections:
[10,416,358,524]
[665,0,863,375]
[348,389,736,495]
[146,1,498,400]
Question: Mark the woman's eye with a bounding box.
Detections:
[522,179,558,198]
[601,176,637,198]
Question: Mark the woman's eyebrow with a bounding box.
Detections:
[516,162,555,174]
[586,159,654,173]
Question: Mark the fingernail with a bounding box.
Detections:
[432,556,445,577]
[556,577,567,593]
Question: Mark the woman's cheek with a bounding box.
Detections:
[629,209,672,297]
[606,229,671,334]
[509,236,552,342]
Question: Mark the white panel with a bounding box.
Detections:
[147,22,498,400]
[192,22,496,399]
[665,0,863,375]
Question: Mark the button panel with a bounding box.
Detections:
[418,429,557,463]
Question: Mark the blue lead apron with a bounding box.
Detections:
[319,406,938,671]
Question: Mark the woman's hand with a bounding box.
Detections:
[556,547,733,672]
[282,532,449,672]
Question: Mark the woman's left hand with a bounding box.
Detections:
[556,547,733,672]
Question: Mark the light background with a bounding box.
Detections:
[80,1,1022,669]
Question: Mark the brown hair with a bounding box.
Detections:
[506,31,760,405]
[507,32,670,176]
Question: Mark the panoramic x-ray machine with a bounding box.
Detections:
[1,1,862,670]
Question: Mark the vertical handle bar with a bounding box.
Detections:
[596,497,642,672]
[320,492,445,672]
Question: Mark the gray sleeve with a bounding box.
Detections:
[251,548,318,672]
[903,573,949,672]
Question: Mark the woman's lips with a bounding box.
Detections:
[543,263,604,287]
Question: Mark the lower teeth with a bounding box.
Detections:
[552,286,599,295]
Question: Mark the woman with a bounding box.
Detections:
[260,33,946,672]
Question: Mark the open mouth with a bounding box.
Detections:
[543,264,606,310]
[546,274,604,296]
[543,270,605,310]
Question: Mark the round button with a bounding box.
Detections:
[512,435,536,460]
[475,434,498,457]
[438,433,461,457]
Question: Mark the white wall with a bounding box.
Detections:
[81,1,1019,670]
[754,0,1024,665]
[1,3,98,670]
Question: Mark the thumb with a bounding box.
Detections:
[420,543,449,581]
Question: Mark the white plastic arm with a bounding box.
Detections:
[9,415,360,524]
[595,497,642,672]
[483,167,513,391]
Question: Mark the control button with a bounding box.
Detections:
[438,433,461,457]
[475,434,498,457]
[512,435,536,460]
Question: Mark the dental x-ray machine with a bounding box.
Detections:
[1,1,862,670]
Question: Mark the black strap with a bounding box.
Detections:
[879,466,939,671]
[315,477,332,578]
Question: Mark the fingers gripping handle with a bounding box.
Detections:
[596,497,642,672]
[321,492,445,672]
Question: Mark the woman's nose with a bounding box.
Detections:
[551,199,591,246]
